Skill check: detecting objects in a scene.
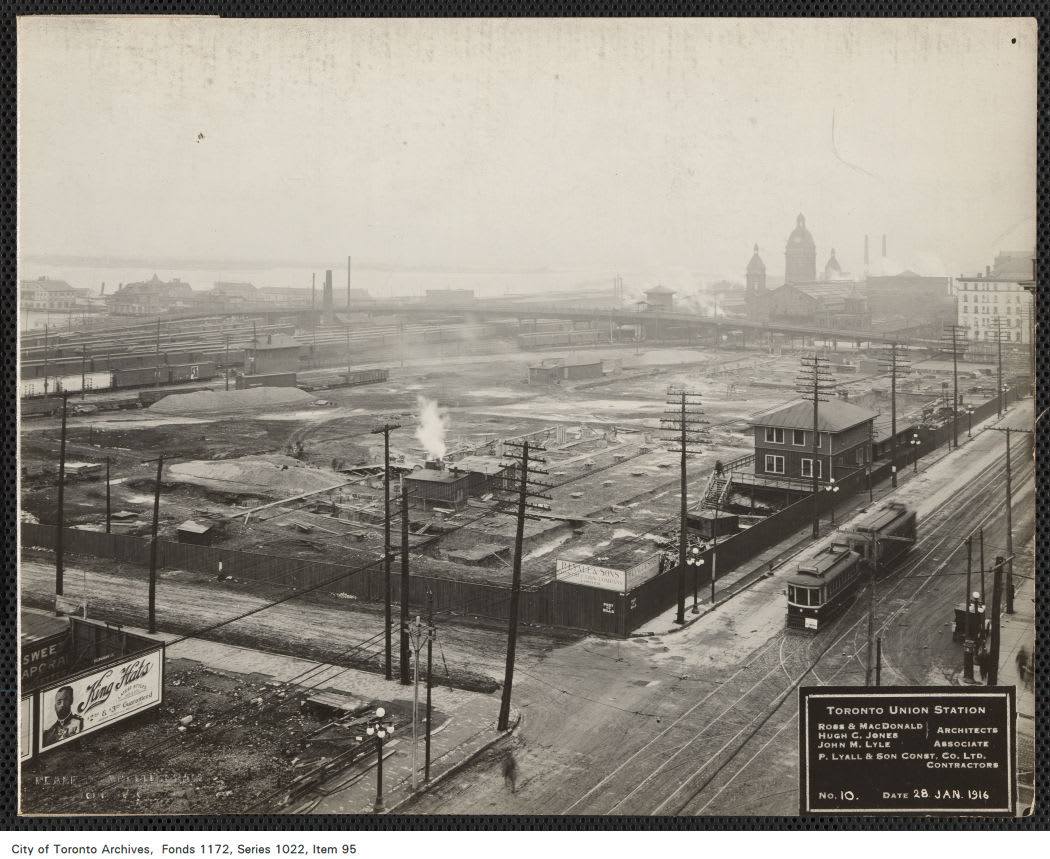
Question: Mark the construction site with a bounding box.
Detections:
[20,294,1030,643]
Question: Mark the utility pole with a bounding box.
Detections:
[55,394,69,602]
[80,345,87,399]
[660,387,708,621]
[425,588,434,783]
[43,324,49,397]
[155,320,162,388]
[995,316,1004,417]
[400,486,410,685]
[371,421,402,680]
[875,637,882,687]
[865,535,878,687]
[988,557,1004,685]
[105,456,111,534]
[224,335,230,391]
[879,343,909,488]
[963,535,975,681]
[347,255,352,313]
[989,425,1029,613]
[346,323,351,378]
[496,441,551,731]
[979,527,985,603]
[942,324,966,449]
[144,455,164,634]
[405,612,434,791]
[796,354,835,539]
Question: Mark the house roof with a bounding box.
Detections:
[750,398,877,432]
[249,334,300,351]
[22,279,74,292]
[404,469,470,485]
[645,285,675,295]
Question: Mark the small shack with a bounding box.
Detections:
[177,520,217,546]
[245,333,301,375]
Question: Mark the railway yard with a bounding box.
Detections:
[18,310,1035,815]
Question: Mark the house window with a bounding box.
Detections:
[793,429,805,446]
[764,427,784,444]
[764,455,785,474]
[801,458,822,479]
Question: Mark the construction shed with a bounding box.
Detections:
[177,520,217,546]
[246,334,301,375]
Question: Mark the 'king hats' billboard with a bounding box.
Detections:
[37,648,164,751]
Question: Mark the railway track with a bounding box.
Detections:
[557,441,1030,816]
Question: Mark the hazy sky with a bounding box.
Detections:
[18,17,1037,283]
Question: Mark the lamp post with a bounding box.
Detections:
[823,478,839,524]
[686,546,703,613]
[909,432,920,473]
[365,707,396,813]
[965,406,974,438]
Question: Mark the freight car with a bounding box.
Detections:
[19,371,113,398]
[785,543,862,632]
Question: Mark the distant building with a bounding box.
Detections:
[245,333,301,374]
[784,214,817,285]
[744,244,768,320]
[956,253,1034,345]
[765,281,871,329]
[642,284,675,311]
[20,277,78,311]
[866,270,953,328]
[425,288,475,303]
[528,358,603,384]
[212,281,258,301]
[106,275,193,316]
[750,398,876,484]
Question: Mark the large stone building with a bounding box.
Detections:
[106,275,194,316]
[866,270,953,329]
[956,252,1034,345]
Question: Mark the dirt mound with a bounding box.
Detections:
[150,387,314,415]
[168,455,345,496]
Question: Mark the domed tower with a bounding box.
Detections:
[746,244,768,320]
[824,248,842,280]
[785,213,816,284]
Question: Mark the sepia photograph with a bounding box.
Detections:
[15,16,1037,818]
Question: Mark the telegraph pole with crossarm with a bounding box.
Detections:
[795,355,836,539]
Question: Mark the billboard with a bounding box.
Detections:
[22,630,70,688]
[37,647,163,752]
[556,559,627,593]
[20,697,34,761]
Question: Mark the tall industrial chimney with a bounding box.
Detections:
[323,269,334,323]
[882,234,887,258]
[347,255,352,312]
[864,235,869,267]
[311,272,316,310]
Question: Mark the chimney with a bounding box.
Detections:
[864,235,869,266]
[882,234,887,257]
[347,255,352,312]
[323,269,334,323]
[100,282,106,296]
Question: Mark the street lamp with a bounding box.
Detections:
[909,432,921,473]
[823,478,840,524]
[365,707,396,813]
[965,406,974,438]
[686,546,704,613]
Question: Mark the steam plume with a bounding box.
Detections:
[415,395,450,459]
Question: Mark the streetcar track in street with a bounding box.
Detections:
[674,456,1033,815]
[650,448,1028,815]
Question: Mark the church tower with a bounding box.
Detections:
[785,213,816,284]
[746,244,768,319]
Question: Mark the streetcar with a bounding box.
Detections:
[785,502,917,632]
[785,543,862,632]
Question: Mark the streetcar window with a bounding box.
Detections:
[787,586,796,603]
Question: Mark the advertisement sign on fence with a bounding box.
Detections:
[37,647,164,752]
[20,696,34,761]
[556,559,627,593]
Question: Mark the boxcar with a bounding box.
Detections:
[786,543,862,632]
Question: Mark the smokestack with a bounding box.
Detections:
[986,265,991,278]
[311,272,316,310]
[323,269,334,323]
[882,234,887,258]
[864,235,869,267]
[100,281,106,296]
[347,255,352,312]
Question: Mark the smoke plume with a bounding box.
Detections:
[415,395,450,459]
